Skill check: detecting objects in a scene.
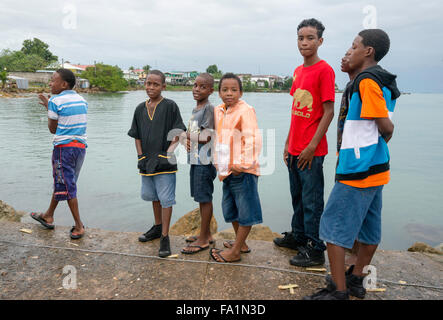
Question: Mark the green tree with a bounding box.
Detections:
[282,76,293,90]
[81,63,128,92]
[0,68,8,89]
[143,65,151,73]
[0,49,47,72]
[206,64,219,74]
[21,38,58,64]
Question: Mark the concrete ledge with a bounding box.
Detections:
[0,221,441,300]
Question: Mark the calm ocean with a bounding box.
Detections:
[0,91,442,250]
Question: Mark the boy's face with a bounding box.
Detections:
[145,74,165,99]
[297,26,323,58]
[346,35,373,73]
[341,52,351,73]
[50,72,69,95]
[219,78,242,107]
[192,76,214,103]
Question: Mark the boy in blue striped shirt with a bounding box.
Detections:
[31,69,88,240]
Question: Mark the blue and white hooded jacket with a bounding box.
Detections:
[336,65,401,181]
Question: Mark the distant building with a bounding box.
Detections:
[165,71,199,85]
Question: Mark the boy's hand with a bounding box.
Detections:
[38,94,50,110]
[231,166,242,176]
[297,145,316,170]
[283,145,289,166]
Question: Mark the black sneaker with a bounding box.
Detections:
[289,244,325,267]
[273,232,305,250]
[138,224,162,242]
[325,265,366,299]
[302,282,336,300]
[311,289,349,300]
[158,235,171,258]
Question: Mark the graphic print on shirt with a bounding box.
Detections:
[292,88,314,118]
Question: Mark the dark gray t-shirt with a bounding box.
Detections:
[188,102,214,165]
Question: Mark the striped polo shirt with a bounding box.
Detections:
[47,90,88,147]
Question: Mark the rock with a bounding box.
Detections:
[170,208,217,237]
[0,200,24,222]
[213,224,280,242]
[434,243,443,253]
[407,242,442,255]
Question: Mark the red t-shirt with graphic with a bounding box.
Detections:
[288,60,335,156]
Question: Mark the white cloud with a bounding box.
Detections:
[0,0,442,91]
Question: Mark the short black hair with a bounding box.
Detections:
[219,73,242,92]
[358,29,390,62]
[147,69,166,84]
[196,73,214,87]
[297,18,325,38]
[56,68,76,89]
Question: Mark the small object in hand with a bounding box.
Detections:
[19,228,33,234]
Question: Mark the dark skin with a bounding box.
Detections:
[327,35,394,293]
[135,73,178,237]
[284,26,334,170]
[341,53,360,266]
[181,76,216,253]
[210,78,251,262]
[37,72,84,237]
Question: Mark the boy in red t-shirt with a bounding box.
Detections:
[273,18,335,267]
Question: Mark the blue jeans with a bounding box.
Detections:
[141,173,176,208]
[320,182,383,249]
[222,173,263,226]
[288,154,326,251]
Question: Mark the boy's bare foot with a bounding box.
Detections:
[70,225,85,239]
[30,212,54,229]
[186,235,214,244]
[181,238,211,254]
[223,240,251,253]
[210,248,241,263]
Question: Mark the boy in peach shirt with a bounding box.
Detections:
[210,73,263,263]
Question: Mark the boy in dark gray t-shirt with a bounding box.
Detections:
[181,73,218,254]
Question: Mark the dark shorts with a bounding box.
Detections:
[222,173,263,226]
[190,164,217,203]
[52,147,86,201]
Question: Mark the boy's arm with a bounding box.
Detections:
[297,101,334,170]
[40,94,59,134]
[375,117,394,143]
[283,130,290,166]
[359,78,393,143]
[135,139,143,156]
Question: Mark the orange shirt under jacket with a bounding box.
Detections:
[213,100,262,181]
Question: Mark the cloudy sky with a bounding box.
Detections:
[1,0,442,92]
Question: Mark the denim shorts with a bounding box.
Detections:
[222,173,263,226]
[319,182,383,249]
[52,147,85,201]
[141,173,176,208]
[190,164,217,203]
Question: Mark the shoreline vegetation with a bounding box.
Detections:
[0,86,346,98]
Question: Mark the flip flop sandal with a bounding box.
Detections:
[223,240,251,253]
[210,248,241,263]
[70,225,85,240]
[30,212,55,229]
[181,244,210,255]
[185,235,215,244]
